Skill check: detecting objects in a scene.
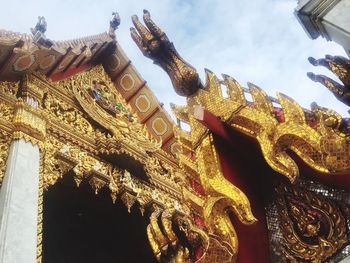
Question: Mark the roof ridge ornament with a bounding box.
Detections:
[30,16,53,48]
[130,10,203,96]
[109,12,121,39]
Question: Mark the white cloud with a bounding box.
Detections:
[0,0,348,117]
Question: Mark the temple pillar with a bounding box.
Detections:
[0,139,40,263]
[0,74,46,263]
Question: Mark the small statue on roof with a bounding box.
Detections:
[109,12,120,38]
[30,16,53,48]
[31,16,47,35]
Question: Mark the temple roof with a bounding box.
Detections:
[0,28,179,155]
[0,29,113,80]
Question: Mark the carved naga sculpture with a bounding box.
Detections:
[131,10,256,263]
[131,11,350,181]
[131,10,203,96]
[130,10,350,263]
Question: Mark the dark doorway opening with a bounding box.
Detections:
[42,174,157,263]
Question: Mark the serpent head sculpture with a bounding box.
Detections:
[130,10,203,96]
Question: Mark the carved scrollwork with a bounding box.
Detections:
[0,27,251,263]
[0,81,19,99]
[276,184,348,263]
[43,93,94,137]
[0,102,14,123]
[13,100,46,141]
[144,156,182,196]
[66,65,161,154]
[41,133,186,218]
[120,191,137,213]
[42,135,67,189]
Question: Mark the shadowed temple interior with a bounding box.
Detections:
[42,174,157,263]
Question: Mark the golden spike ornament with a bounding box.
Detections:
[172,65,350,181]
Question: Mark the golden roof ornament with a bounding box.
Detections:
[130,10,203,96]
[129,14,350,261]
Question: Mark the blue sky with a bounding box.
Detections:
[0,0,348,117]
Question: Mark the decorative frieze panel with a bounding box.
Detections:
[276,183,348,262]
[267,179,350,263]
[43,93,94,137]
[0,102,14,122]
[135,94,152,113]
[0,81,19,100]
[41,134,184,209]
